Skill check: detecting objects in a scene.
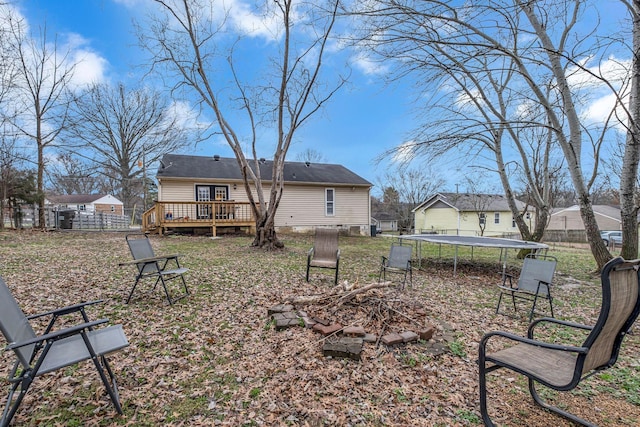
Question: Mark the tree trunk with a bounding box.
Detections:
[620,0,640,260]
[252,211,284,250]
[37,143,45,229]
[580,194,612,266]
[519,1,612,269]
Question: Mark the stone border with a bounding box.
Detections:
[268,304,456,360]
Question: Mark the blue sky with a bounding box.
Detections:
[10,0,633,197]
[15,0,417,193]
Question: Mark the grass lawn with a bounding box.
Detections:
[0,230,638,426]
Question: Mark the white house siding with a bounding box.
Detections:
[45,195,124,215]
[275,185,370,233]
[157,179,371,234]
[159,180,196,201]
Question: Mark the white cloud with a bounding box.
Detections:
[567,55,630,89]
[351,52,388,76]
[391,140,417,164]
[454,87,484,110]
[227,0,284,41]
[565,56,632,131]
[1,4,108,90]
[70,49,108,87]
[165,100,209,131]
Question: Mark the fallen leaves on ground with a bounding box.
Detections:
[0,230,638,426]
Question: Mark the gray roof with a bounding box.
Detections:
[414,192,527,212]
[551,205,624,221]
[46,194,108,204]
[372,212,397,221]
[157,154,372,186]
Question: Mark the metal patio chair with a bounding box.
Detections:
[379,243,413,289]
[306,228,340,285]
[0,277,129,427]
[479,256,640,426]
[120,233,189,304]
[496,254,557,321]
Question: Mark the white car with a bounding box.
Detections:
[600,231,623,246]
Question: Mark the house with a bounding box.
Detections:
[412,192,532,237]
[149,154,372,236]
[372,212,398,233]
[547,205,622,231]
[45,194,124,215]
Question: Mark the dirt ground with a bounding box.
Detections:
[0,230,638,426]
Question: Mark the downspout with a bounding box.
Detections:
[367,186,371,236]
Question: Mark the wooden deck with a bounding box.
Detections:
[142,201,256,236]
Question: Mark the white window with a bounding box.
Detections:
[325,188,335,216]
[512,218,516,228]
[215,187,227,201]
[479,213,486,225]
[78,204,86,211]
[494,212,500,224]
[111,205,115,212]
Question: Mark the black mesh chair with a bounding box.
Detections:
[120,233,189,304]
[496,254,557,321]
[0,277,128,427]
[379,243,413,289]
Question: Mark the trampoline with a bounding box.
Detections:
[397,234,549,276]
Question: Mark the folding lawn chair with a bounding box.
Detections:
[379,243,413,289]
[496,254,557,321]
[306,228,340,285]
[0,276,128,427]
[119,233,189,304]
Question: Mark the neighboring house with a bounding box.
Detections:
[372,212,398,233]
[45,194,124,215]
[412,192,532,237]
[153,154,372,235]
[547,205,622,231]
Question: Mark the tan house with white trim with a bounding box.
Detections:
[412,192,533,236]
[151,154,372,235]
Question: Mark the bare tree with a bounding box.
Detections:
[46,153,111,195]
[362,2,560,244]
[139,0,346,249]
[0,130,22,229]
[354,0,632,269]
[462,174,502,236]
[2,11,76,229]
[296,148,327,163]
[64,82,191,211]
[376,165,445,231]
[0,11,19,230]
[618,0,640,259]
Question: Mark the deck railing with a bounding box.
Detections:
[142,201,256,235]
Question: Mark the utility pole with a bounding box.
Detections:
[138,145,147,211]
[142,146,147,211]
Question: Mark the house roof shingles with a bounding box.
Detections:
[415,192,527,212]
[157,154,372,186]
[46,194,109,204]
